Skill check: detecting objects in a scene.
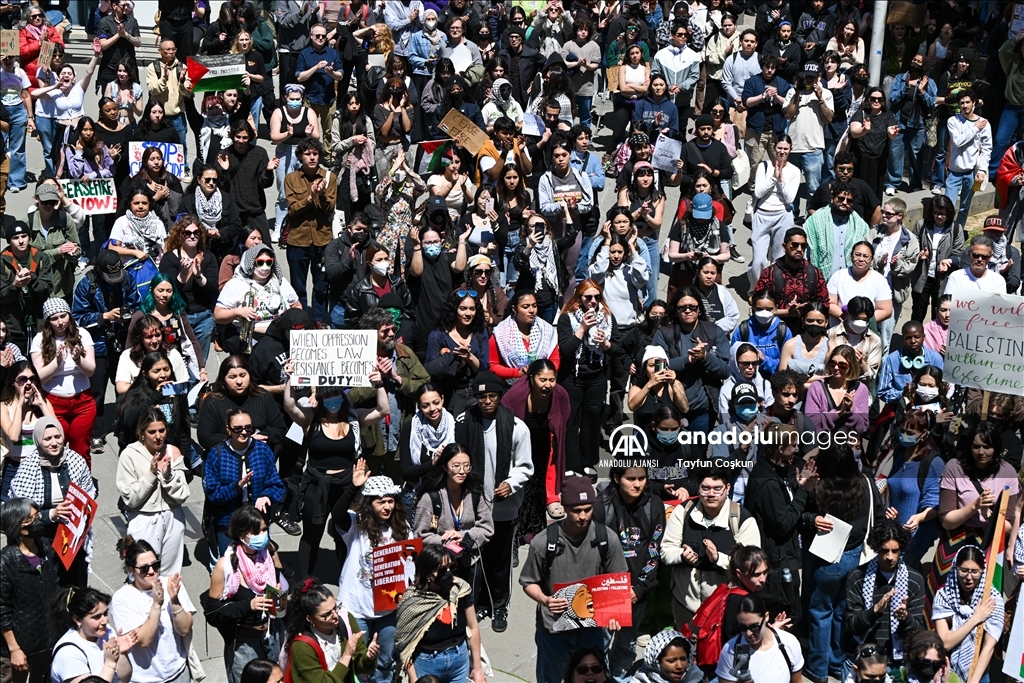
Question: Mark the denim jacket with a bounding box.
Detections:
[888,72,937,129]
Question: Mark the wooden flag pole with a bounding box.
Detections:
[965,486,1010,683]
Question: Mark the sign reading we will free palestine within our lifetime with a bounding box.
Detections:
[946,289,1024,398]
[289,330,378,388]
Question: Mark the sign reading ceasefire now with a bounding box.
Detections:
[946,289,1024,397]
[60,179,118,216]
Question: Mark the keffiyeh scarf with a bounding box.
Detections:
[194,187,223,231]
[490,78,514,113]
[634,629,689,683]
[931,546,1005,681]
[860,557,910,659]
[988,234,1008,273]
[407,408,455,466]
[125,209,167,249]
[568,306,612,373]
[493,315,557,370]
[529,235,560,293]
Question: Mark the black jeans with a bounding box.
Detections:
[89,352,120,437]
[239,210,272,245]
[562,369,608,472]
[477,518,516,614]
[911,277,942,323]
[158,15,194,57]
[278,52,300,104]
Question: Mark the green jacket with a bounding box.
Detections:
[28,208,81,301]
[1000,37,1024,107]
[0,246,55,339]
[348,343,430,456]
[287,615,374,683]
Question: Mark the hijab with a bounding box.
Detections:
[32,417,66,467]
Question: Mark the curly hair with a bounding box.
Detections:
[164,214,207,253]
[867,517,911,552]
[39,311,84,366]
[285,578,336,643]
[355,494,410,548]
[437,290,484,335]
[128,314,170,366]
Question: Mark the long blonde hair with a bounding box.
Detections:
[372,24,395,54]
[230,30,253,54]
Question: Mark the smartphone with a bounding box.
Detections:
[484,198,494,213]
[265,585,284,616]
[534,222,545,238]
[445,541,464,556]
[161,381,190,396]
[655,358,666,373]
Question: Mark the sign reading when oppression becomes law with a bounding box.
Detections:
[946,289,1024,398]
[289,330,377,387]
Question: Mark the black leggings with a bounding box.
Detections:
[298,478,347,579]
[911,277,943,323]
[562,370,609,472]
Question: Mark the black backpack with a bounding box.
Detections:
[770,263,817,308]
[539,521,611,592]
[737,319,789,350]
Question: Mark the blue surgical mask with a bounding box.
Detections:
[286,99,302,110]
[897,432,919,447]
[736,405,759,421]
[246,531,270,551]
[424,244,443,258]
[656,430,679,445]
[323,395,345,413]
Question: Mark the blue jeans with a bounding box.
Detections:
[413,641,471,683]
[187,309,215,366]
[789,149,823,218]
[539,302,558,323]
[249,96,263,137]
[167,112,188,163]
[932,123,949,188]
[576,95,594,129]
[36,116,57,176]
[575,233,600,280]
[329,303,346,328]
[2,104,28,189]
[887,125,926,191]
[287,244,328,323]
[991,103,1024,177]
[225,627,282,683]
[945,169,976,231]
[606,624,639,683]
[275,144,302,233]
[876,301,902,359]
[805,547,861,681]
[536,627,606,683]
[356,613,397,683]
[640,235,659,307]
[503,229,521,288]
[822,138,839,184]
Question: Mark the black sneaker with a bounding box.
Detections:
[729,245,745,263]
[90,438,106,454]
[276,516,302,536]
[476,607,490,622]
[492,608,508,633]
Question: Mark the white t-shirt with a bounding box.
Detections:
[481,100,525,127]
[51,626,120,683]
[717,629,804,683]
[35,66,59,118]
[216,277,300,331]
[479,146,529,176]
[108,216,168,263]
[0,66,31,108]
[336,511,395,619]
[110,580,195,683]
[427,174,475,221]
[115,347,190,387]
[827,268,892,323]
[877,231,902,279]
[944,267,1008,294]
[30,329,94,397]
[783,87,834,153]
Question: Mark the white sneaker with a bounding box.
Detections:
[931,186,944,196]
[884,187,896,196]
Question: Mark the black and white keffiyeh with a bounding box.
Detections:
[860,557,910,659]
[568,306,612,372]
[407,408,455,466]
[529,235,560,294]
[125,209,167,248]
[194,187,223,231]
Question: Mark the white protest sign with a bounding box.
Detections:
[946,289,1024,397]
[289,329,377,387]
[129,141,188,179]
[60,178,118,215]
[522,112,544,137]
[652,134,682,174]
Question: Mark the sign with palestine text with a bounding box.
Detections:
[946,289,1024,397]
[52,482,98,571]
[289,329,377,387]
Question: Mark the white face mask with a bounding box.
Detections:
[372,261,390,276]
[848,319,869,334]
[394,170,406,184]
[253,265,272,279]
[425,19,437,30]
[754,310,775,325]
[916,385,940,401]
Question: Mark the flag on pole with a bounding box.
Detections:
[1005,596,1024,682]
[416,140,452,176]
[981,488,1009,594]
[186,54,246,93]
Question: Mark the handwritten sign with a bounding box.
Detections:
[0,30,17,58]
[60,178,118,216]
[289,329,377,387]
[52,482,98,571]
[652,134,682,174]
[552,572,632,630]
[1014,4,1024,36]
[438,108,488,156]
[129,141,188,179]
[886,1,927,27]
[522,112,544,137]
[372,538,423,612]
[38,41,56,71]
[946,289,1024,397]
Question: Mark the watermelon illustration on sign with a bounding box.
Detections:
[186,54,247,93]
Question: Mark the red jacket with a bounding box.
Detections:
[20,26,64,80]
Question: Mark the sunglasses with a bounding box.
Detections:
[311,33,327,38]
[40,200,59,207]
[183,229,201,238]
[635,170,654,177]
[255,258,275,266]
[830,360,850,369]
[455,289,478,298]
[969,252,991,261]
[677,304,699,313]
[881,210,899,218]
[834,195,854,205]
[575,664,606,675]
[711,110,725,116]
[869,96,884,102]
[787,241,807,250]
[836,165,854,173]
[15,375,35,386]
[134,560,161,575]
[201,176,218,184]
[230,424,256,434]
[581,294,600,301]
[737,360,761,368]
[473,268,492,276]
[738,619,765,634]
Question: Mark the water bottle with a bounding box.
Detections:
[782,568,793,584]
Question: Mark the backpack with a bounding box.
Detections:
[282,614,355,683]
[691,583,750,667]
[737,319,789,350]
[540,521,611,591]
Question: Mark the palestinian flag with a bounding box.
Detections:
[416,140,453,176]
[186,54,246,93]
[981,487,1009,594]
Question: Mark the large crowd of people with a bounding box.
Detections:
[1,1,1024,683]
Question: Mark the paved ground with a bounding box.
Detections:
[2,42,1001,681]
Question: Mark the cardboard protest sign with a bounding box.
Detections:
[60,178,118,216]
[946,289,1024,397]
[289,329,377,387]
[886,1,927,27]
[438,108,488,155]
[372,539,423,612]
[552,572,632,630]
[129,141,188,179]
[52,482,98,571]
[38,41,56,71]
[0,30,17,58]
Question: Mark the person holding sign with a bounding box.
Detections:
[9,417,96,587]
[330,467,408,683]
[17,7,62,83]
[0,52,32,194]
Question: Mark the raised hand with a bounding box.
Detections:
[352,458,370,487]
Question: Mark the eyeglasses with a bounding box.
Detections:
[969,252,991,261]
[449,463,472,473]
[230,424,255,434]
[575,664,606,675]
[787,241,807,250]
[183,229,201,238]
[14,375,35,386]
[957,568,982,578]
[134,560,161,575]
[881,210,899,218]
[836,165,854,173]
[676,304,699,313]
[737,619,765,634]
[455,289,478,298]
[255,258,275,266]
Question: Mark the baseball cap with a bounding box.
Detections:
[426,196,447,217]
[731,382,759,405]
[35,185,60,203]
[95,249,125,284]
[692,193,714,220]
[983,216,1004,232]
[801,62,822,78]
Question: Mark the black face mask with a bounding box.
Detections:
[450,92,464,105]
[911,660,941,682]
[853,74,869,85]
[910,64,924,74]
[352,230,369,245]
[434,567,456,592]
[804,323,827,338]
[988,416,1006,430]
[23,518,46,539]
